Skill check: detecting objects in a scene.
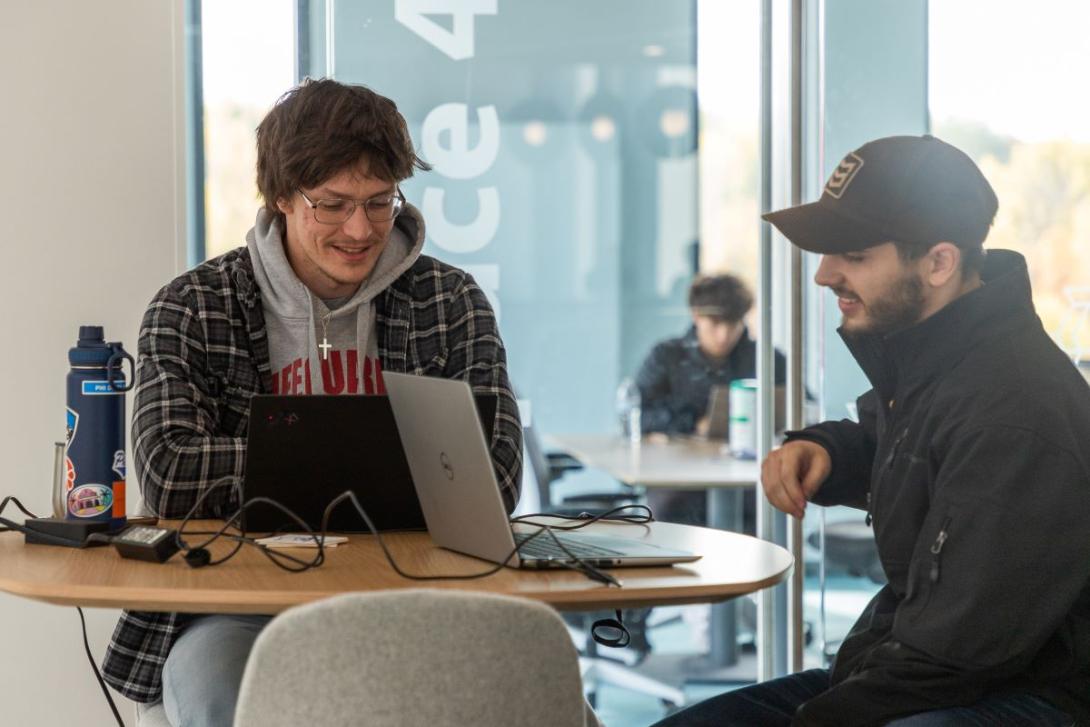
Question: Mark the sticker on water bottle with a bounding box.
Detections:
[66,407,78,447]
[67,484,114,518]
[81,379,125,394]
[82,380,126,395]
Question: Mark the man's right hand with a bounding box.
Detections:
[761,439,831,519]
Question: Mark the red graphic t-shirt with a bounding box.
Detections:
[271,349,385,395]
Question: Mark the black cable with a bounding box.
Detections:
[166,477,633,606]
[0,496,39,529]
[512,504,659,645]
[591,610,631,648]
[191,486,628,640]
[174,477,325,572]
[77,607,125,727]
[169,482,614,585]
[510,503,655,530]
[322,489,513,580]
[321,490,622,587]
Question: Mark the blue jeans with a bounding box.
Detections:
[650,669,1075,726]
[160,614,273,727]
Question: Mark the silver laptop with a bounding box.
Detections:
[384,372,700,569]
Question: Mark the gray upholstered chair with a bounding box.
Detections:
[234,589,602,727]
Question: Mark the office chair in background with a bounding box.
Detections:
[521,423,685,709]
[234,589,601,727]
[811,520,885,585]
[522,420,642,517]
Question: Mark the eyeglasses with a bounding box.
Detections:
[297,187,405,225]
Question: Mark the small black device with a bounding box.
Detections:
[22,517,113,547]
[111,525,181,562]
[243,393,497,533]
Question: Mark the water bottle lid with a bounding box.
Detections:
[69,325,114,366]
[79,325,104,343]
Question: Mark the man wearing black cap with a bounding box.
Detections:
[653,135,1090,725]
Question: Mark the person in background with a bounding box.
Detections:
[638,274,784,438]
[635,273,786,527]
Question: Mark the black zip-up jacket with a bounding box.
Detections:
[788,250,1090,726]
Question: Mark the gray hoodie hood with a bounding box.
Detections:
[247,203,425,394]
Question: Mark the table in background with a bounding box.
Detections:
[547,433,762,668]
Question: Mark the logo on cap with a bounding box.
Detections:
[825,152,864,199]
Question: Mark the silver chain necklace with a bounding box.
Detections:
[318,309,333,360]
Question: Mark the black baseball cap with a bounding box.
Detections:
[762,135,998,255]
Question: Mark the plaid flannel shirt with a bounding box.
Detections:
[102,241,522,702]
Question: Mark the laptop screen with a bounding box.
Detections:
[242,393,497,533]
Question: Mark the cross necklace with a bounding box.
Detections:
[319,309,333,360]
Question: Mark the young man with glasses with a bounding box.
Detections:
[653,135,1090,726]
[101,79,522,726]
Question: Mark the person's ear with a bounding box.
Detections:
[276,197,294,215]
[924,242,961,288]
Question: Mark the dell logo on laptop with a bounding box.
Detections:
[439,452,455,480]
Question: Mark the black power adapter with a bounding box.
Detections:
[111,525,181,563]
[22,517,113,547]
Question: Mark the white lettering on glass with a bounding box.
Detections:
[404,1,503,316]
[421,103,500,179]
[394,0,498,61]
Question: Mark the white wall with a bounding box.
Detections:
[0,1,186,723]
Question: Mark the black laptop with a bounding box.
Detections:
[243,393,497,533]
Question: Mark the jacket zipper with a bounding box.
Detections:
[883,428,909,470]
[929,517,951,583]
[868,428,909,528]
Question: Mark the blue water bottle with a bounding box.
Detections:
[65,326,134,528]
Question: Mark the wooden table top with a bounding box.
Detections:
[0,518,792,614]
[547,433,760,488]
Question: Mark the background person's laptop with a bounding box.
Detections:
[702,383,787,440]
[704,385,731,440]
[243,393,496,533]
[384,372,701,568]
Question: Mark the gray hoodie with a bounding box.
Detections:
[246,204,425,396]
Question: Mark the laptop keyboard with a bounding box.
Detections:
[513,532,624,560]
